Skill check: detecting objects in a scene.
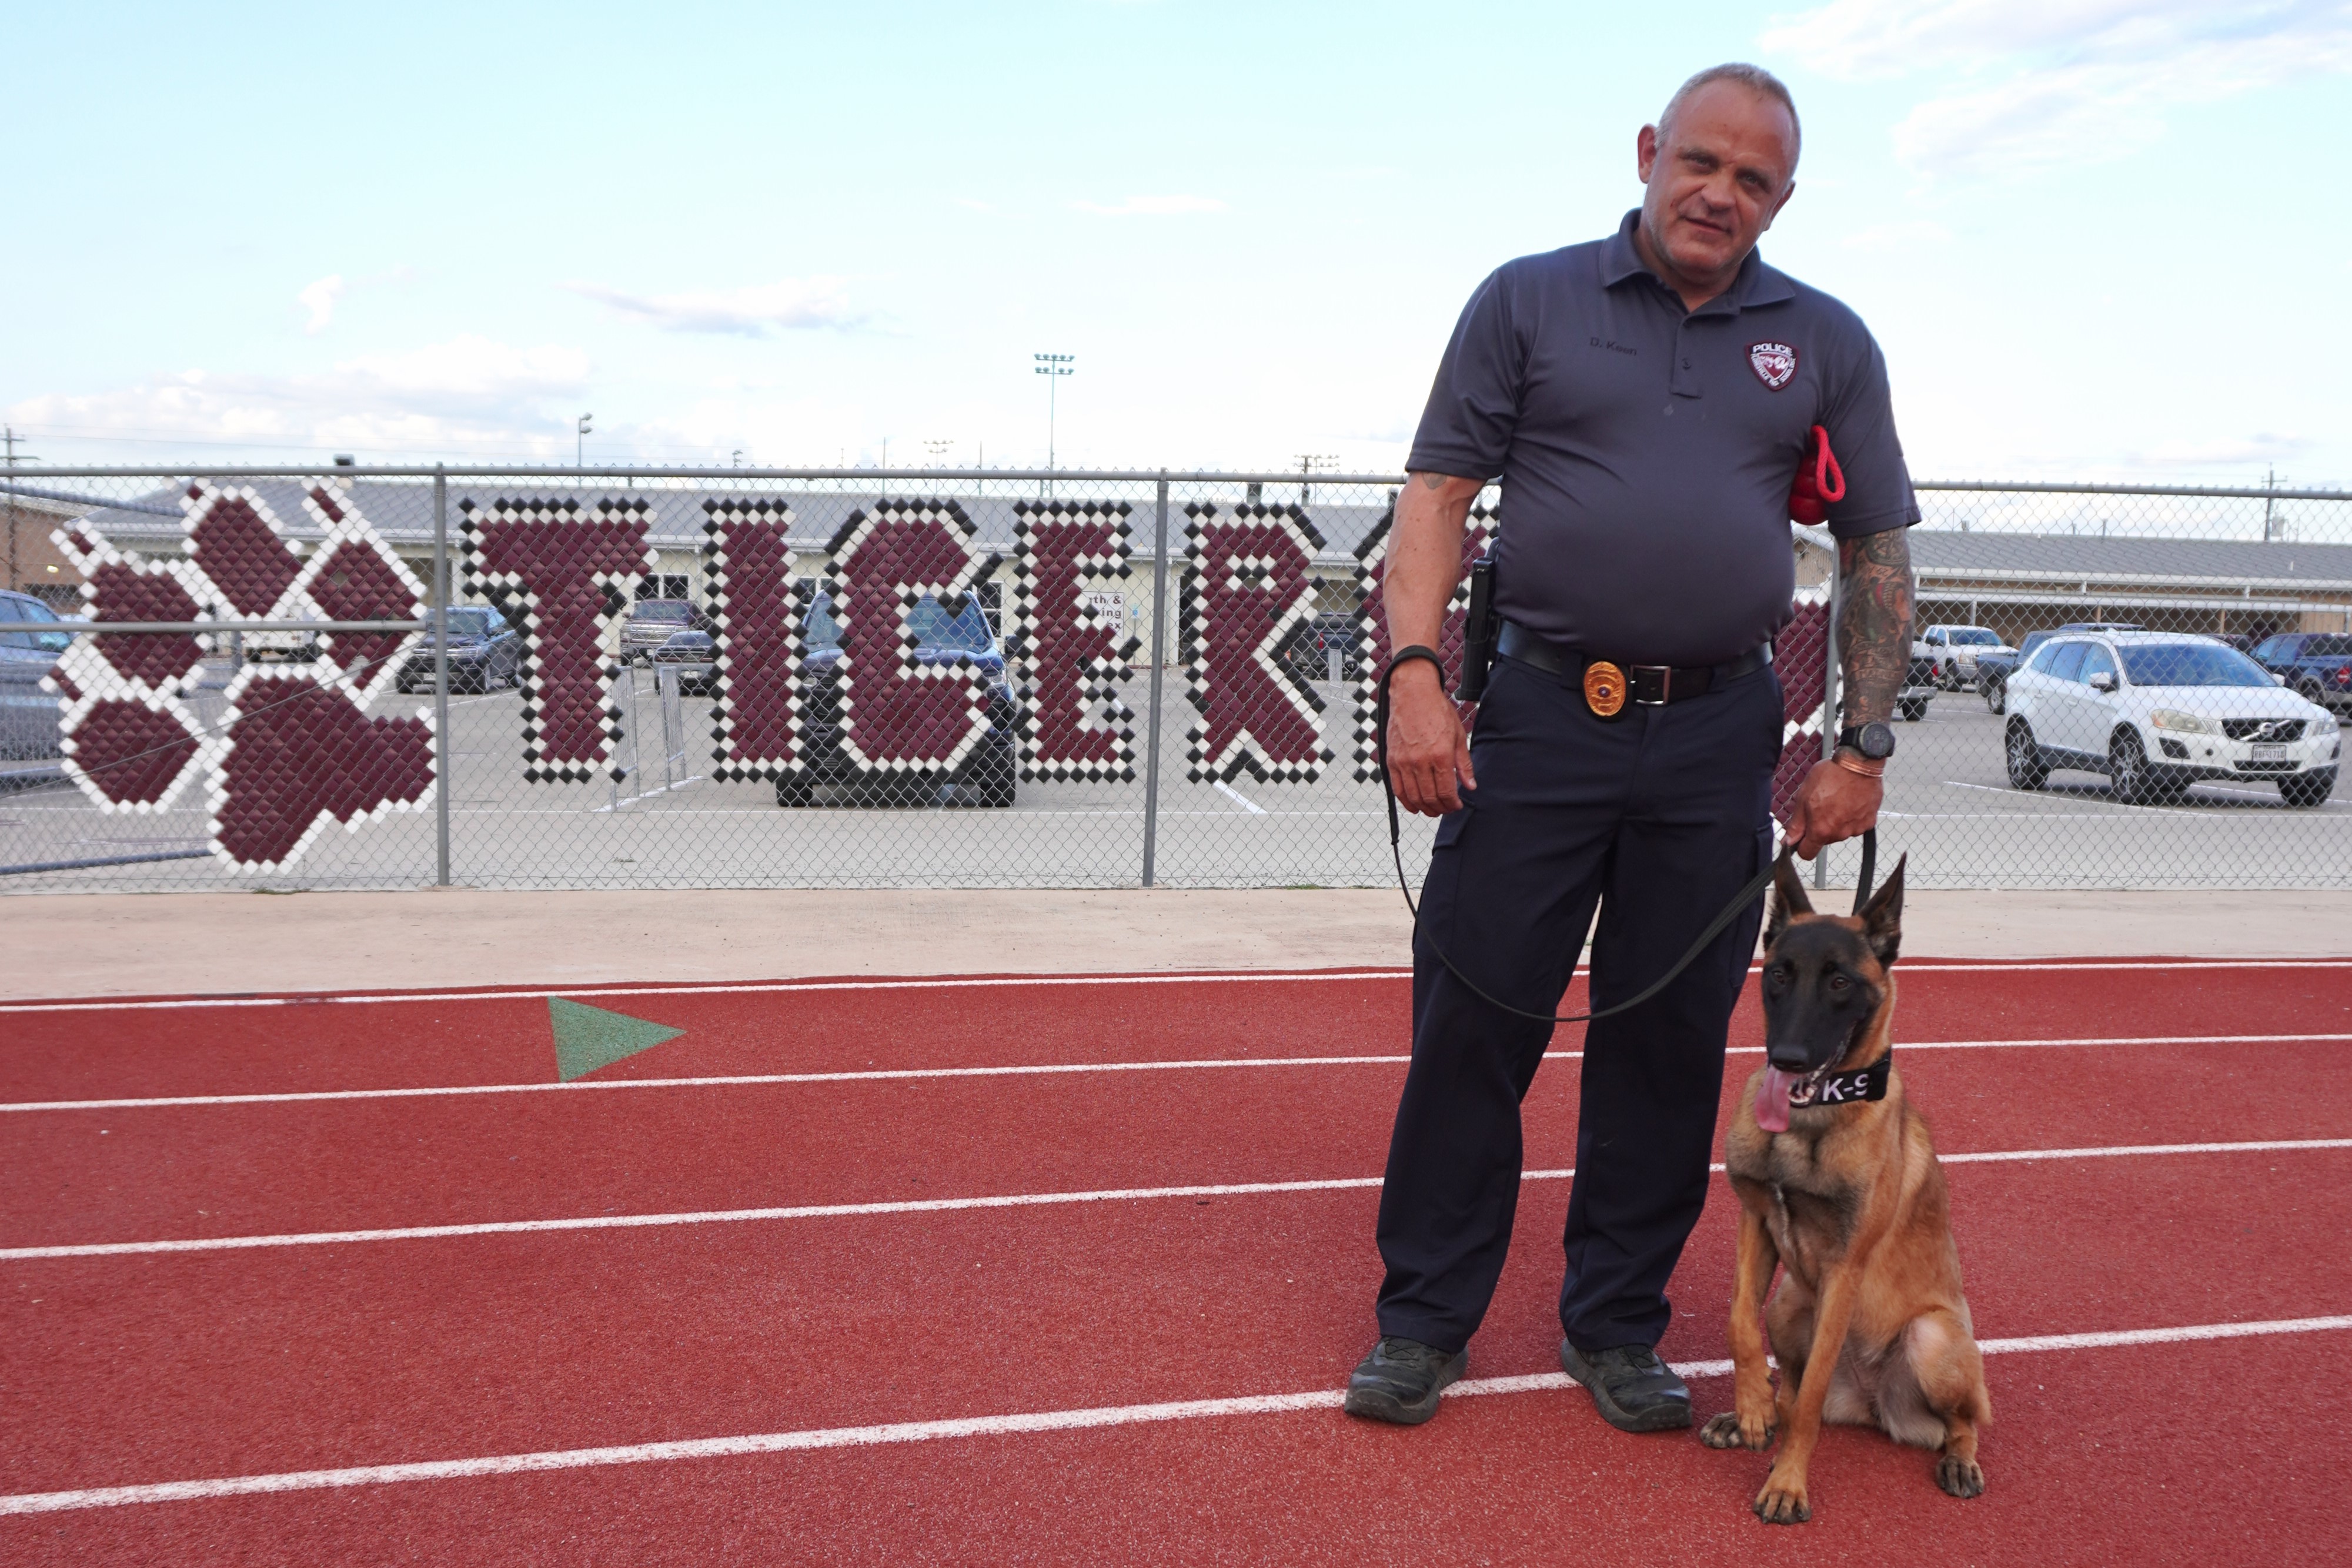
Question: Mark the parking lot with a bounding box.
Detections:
[4,663,2346,894]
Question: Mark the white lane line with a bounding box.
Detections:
[8,958,2348,1014]
[12,1032,2350,1114]
[2,1313,2344,1517]
[0,1174,1410,1261]
[1212,781,1268,815]
[9,1138,2346,1263]
[0,972,1416,1015]
[1938,779,2210,818]
[0,1055,1419,1113]
[1939,1139,2352,1165]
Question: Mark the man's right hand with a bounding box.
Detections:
[1387,659,1476,815]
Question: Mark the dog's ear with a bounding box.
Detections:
[1766,848,1812,948]
[1857,853,1906,968]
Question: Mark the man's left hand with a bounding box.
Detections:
[1783,758,1882,860]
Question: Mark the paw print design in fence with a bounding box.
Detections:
[45,481,436,871]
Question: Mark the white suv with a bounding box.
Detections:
[2004,632,2340,807]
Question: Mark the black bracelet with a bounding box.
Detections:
[1386,645,1445,682]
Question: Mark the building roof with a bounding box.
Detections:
[1909,530,2352,591]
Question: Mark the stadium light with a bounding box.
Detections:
[1035,353,1075,494]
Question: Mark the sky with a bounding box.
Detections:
[5,1,2350,486]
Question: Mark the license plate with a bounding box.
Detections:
[2250,743,2287,761]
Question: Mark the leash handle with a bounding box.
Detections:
[1810,423,1846,504]
[1788,426,1847,526]
[1852,827,1877,916]
[1376,653,1775,1027]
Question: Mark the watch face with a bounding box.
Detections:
[1859,722,1896,760]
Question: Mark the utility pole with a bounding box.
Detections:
[4,427,35,594]
[1034,353,1074,496]
[577,413,593,468]
[1292,453,1338,506]
[2263,464,2278,542]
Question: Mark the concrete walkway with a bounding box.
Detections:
[4,887,2348,1000]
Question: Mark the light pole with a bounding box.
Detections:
[1034,353,1074,494]
[1293,452,1338,505]
[925,439,953,468]
[576,413,593,468]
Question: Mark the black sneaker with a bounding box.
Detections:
[1558,1339,1692,1432]
[1343,1336,1465,1425]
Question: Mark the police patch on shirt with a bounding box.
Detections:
[1748,342,1798,390]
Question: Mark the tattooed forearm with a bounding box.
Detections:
[1837,527,1915,727]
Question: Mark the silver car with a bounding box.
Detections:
[1,589,75,764]
[622,599,696,663]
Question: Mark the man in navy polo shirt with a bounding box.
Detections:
[1345,62,1918,1434]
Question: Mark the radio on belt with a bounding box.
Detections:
[1454,557,1498,703]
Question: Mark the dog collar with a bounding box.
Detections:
[1786,1052,1890,1109]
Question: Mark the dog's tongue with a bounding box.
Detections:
[1756,1068,1797,1134]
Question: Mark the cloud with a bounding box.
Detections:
[298,275,343,335]
[561,277,864,336]
[1761,1,2352,178]
[2129,433,2314,468]
[7,335,592,457]
[953,197,994,212]
[1071,195,1228,216]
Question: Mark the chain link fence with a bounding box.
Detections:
[2,466,2346,893]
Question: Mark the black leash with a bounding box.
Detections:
[1375,646,1876,1027]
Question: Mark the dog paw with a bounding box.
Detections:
[1753,1470,1812,1525]
[1936,1455,1984,1500]
[1701,1412,1775,1451]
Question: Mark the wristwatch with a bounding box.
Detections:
[1836,722,1896,763]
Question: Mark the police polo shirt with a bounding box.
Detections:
[1408,209,1919,667]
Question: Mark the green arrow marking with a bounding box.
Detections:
[547,997,685,1083]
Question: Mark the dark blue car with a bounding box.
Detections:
[776,591,1018,808]
[2253,633,2352,713]
[395,606,523,694]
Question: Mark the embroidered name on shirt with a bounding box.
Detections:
[1589,337,1639,356]
[1749,342,1798,390]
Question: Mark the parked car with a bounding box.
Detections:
[1915,624,2015,690]
[2003,631,2340,806]
[2251,632,2352,713]
[1,588,75,763]
[393,606,523,693]
[650,629,716,697]
[777,591,1020,808]
[1896,652,1937,721]
[1976,622,2144,714]
[1280,611,1366,686]
[622,599,701,663]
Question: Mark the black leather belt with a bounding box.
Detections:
[1496,620,1771,709]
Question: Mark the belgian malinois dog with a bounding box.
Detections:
[1700,852,1990,1523]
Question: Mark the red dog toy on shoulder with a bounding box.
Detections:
[1788,423,1846,525]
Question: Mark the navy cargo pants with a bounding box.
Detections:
[1374,646,1782,1355]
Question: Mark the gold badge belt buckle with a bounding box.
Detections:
[1582,660,1627,718]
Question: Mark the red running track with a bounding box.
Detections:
[3,961,2350,1564]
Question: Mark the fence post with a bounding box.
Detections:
[433,466,451,887]
[1815,543,1841,891]
[1141,472,1171,887]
